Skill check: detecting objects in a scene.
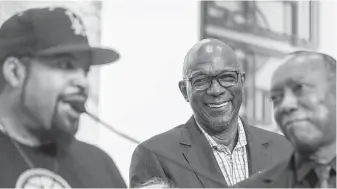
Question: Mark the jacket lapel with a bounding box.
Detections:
[180,117,227,188]
[261,156,293,188]
[244,122,271,175]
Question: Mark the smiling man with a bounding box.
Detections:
[129,39,292,188]
[0,7,125,188]
[235,51,336,188]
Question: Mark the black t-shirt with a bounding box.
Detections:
[0,132,126,188]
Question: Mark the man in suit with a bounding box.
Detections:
[129,39,292,188]
[0,7,126,187]
[235,51,336,188]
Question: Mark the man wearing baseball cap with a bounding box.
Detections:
[0,7,126,188]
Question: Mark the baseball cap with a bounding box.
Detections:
[0,7,119,65]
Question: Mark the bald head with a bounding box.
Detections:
[182,39,241,78]
[273,51,336,87]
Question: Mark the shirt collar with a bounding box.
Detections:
[196,117,247,151]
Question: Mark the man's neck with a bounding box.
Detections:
[197,117,239,152]
[310,141,336,164]
[296,141,336,165]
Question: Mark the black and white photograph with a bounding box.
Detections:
[0,0,335,188]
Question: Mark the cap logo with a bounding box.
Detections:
[64,10,86,37]
[205,45,213,53]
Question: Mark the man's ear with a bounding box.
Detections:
[241,72,246,85]
[240,72,246,94]
[3,57,28,88]
[178,80,189,102]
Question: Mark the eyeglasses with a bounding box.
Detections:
[183,71,241,91]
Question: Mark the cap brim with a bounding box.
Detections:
[36,44,120,65]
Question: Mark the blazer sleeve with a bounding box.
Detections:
[129,144,167,187]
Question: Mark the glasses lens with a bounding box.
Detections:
[189,71,238,91]
[217,71,238,87]
[191,76,210,90]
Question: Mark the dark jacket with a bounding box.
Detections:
[234,154,336,188]
[129,116,293,188]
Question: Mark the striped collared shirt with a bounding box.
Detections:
[197,118,249,186]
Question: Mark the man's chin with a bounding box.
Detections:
[291,136,322,155]
[49,121,78,147]
[58,116,79,134]
[52,129,76,149]
[209,113,234,126]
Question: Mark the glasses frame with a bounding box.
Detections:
[183,70,243,91]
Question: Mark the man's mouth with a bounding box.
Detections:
[65,100,86,113]
[60,96,87,116]
[205,101,231,109]
[60,101,82,117]
[283,119,307,128]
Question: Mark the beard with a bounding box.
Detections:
[19,105,78,150]
[45,121,77,150]
[20,84,79,150]
[33,100,80,150]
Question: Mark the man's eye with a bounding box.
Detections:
[192,77,209,86]
[293,84,304,94]
[57,60,74,70]
[218,73,237,82]
[270,95,282,104]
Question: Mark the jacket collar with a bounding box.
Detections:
[179,116,227,187]
[179,116,272,187]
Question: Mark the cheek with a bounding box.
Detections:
[230,86,243,104]
[189,92,204,108]
[296,95,336,142]
[304,95,331,124]
[312,103,335,136]
[26,70,67,108]
[31,71,63,93]
[315,105,329,121]
[288,123,323,146]
[188,90,207,115]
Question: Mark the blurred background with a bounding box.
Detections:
[0,0,336,184]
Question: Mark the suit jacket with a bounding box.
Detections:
[129,116,292,188]
[234,156,295,188]
[234,154,336,188]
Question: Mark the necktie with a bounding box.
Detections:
[315,164,332,188]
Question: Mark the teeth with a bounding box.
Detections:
[207,102,229,108]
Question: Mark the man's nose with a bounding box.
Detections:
[72,70,89,95]
[278,90,298,114]
[207,78,226,96]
